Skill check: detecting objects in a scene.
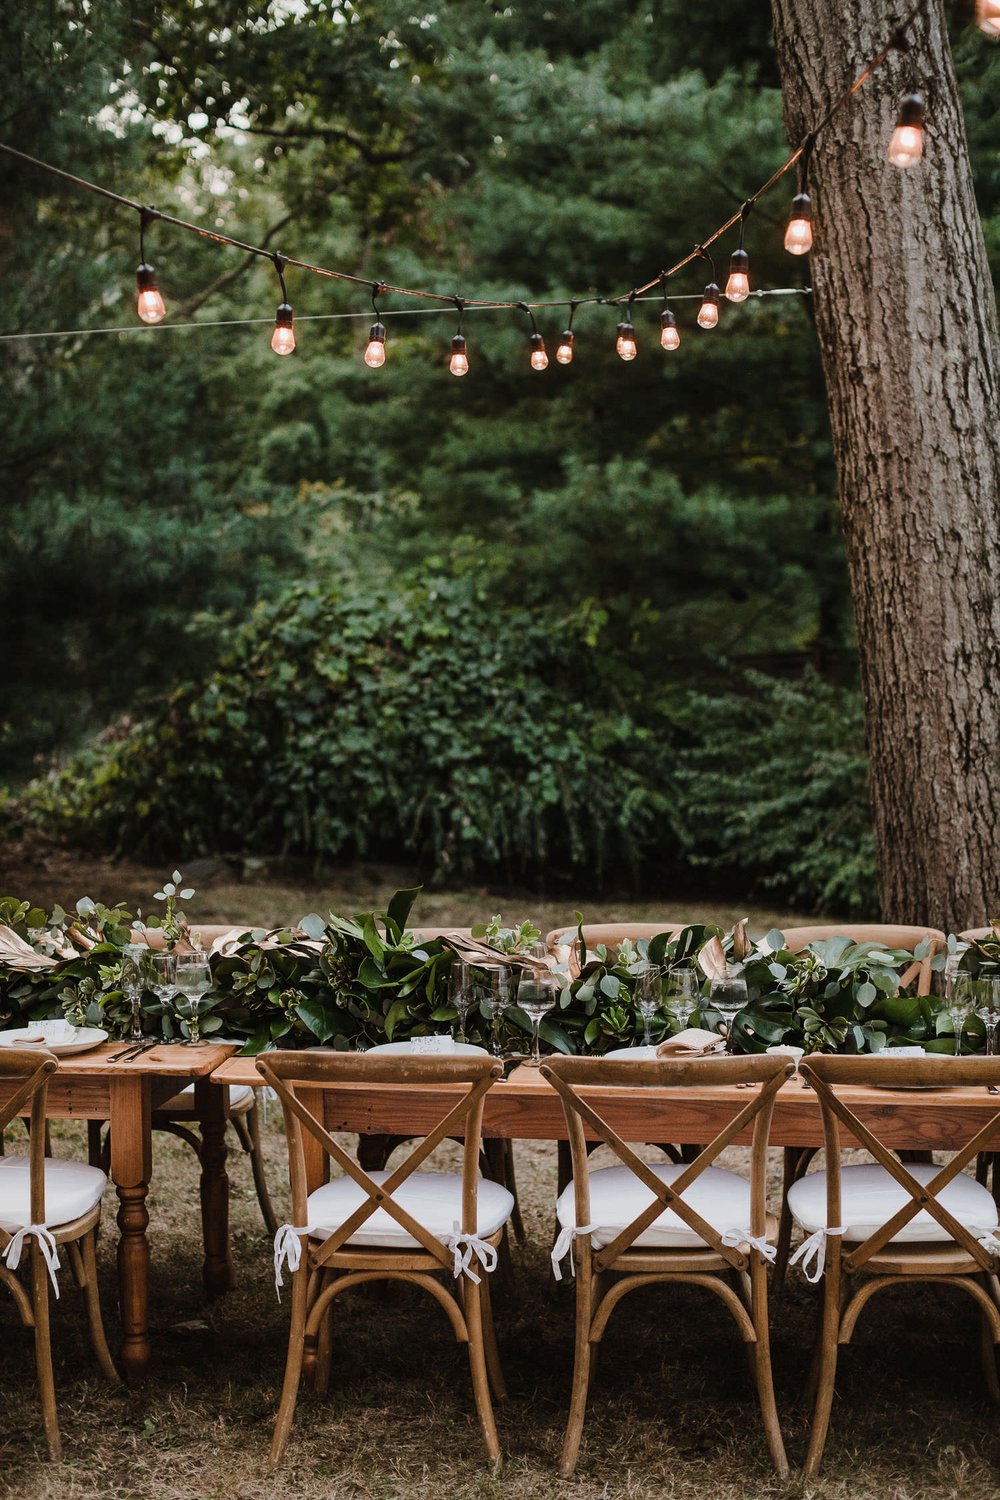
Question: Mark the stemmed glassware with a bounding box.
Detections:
[173,953,213,1044]
[449,961,475,1043]
[946,972,976,1057]
[710,965,748,1054]
[121,941,150,1043]
[664,967,701,1032]
[636,965,664,1047]
[972,976,1000,1090]
[517,968,562,1066]
[469,962,514,1056]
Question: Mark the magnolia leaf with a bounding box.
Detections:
[698,936,728,982]
[731,919,750,963]
[0,925,58,971]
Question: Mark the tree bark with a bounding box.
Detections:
[769,0,1000,931]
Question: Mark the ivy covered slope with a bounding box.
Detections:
[1,884,995,1056]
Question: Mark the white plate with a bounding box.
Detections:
[364,1039,489,1057]
[0,1025,109,1057]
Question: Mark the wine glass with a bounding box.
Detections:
[973,976,1000,1092]
[946,972,976,1057]
[470,963,514,1056]
[664,967,701,1032]
[449,961,475,1043]
[636,965,664,1047]
[121,942,150,1043]
[173,953,213,1044]
[150,950,177,1024]
[517,968,562,1066]
[710,966,748,1054]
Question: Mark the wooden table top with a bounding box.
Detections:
[210,1054,1000,1152]
[19,1040,238,1077]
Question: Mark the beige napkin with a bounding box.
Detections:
[656,1027,726,1057]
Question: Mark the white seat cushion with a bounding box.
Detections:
[557,1163,753,1250]
[0,1157,107,1232]
[306,1170,514,1250]
[157,1083,253,1113]
[788,1163,999,1244]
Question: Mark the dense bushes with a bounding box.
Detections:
[23,572,877,915]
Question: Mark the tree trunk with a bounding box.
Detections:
[770,0,1000,932]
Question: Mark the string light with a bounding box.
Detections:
[615,295,637,361]
[135,208,166,325]
[269,255,295,355]
[888,92,925,168]
[725,203,752,303]
[363,283,387,368]
[556,301,577,364]
[696,251,720,330]
[785,194,814,255]
[977,0,1000,36]
[449,298,469,376]
[659,278,680,351]
[519,302,549,370]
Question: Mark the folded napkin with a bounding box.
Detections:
[656,1027,725,1057]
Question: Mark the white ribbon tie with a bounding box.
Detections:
[790,1225,848,1284]
[446,1223,498,1284]
[3,1224,61,1297]
[272,1223,315,1299]
[720,1228,777,1263]
[971,1225,1000,1257]
[551,1222,599,1281]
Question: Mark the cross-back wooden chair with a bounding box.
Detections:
[540,1053,792,1479]
[0,1048,117,1460]
[791,1052,1000,1474]
[772,923,946,1290]
[257,1051,513,1467]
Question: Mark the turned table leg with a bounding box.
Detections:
[109,1077,153,1381]
[196,1077,233,1298]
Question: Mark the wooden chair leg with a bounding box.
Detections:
[234,1103,279,1238]
[80,1229,119,1382]
[31,1244,61,1462]
[480,1273,507,1401]
[463,1278,502,1465]
[314,1272,334,1398]
[558,1262,596,1479]
[86,1121,105,1169]
[501,1139,525,1243]
[774,1147,818,1293]
[979,1281,1000,1405]
[269,1262,309,1467]
[803,1262,843,1476]
[750,1259,789,1477]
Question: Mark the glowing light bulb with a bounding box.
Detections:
[135,263,166,324]
[529,331,549,371]
[784,193,813,255]
[364,319,386,368]
[697,283,720,330]
[977,0,1000,35]
[725,249,750,303]
[888,93,925,168]
[616,321,637,361]
[449,333,469,377]
[555,330,574,364]
[271,302,295,356]
[659,308,680,351]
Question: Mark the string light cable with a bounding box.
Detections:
[0,0,960,362]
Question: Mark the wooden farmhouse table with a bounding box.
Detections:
[212,1053,1000,1195]
[0,1040,236,1380]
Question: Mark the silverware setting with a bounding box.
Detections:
[108,1039,158,1064]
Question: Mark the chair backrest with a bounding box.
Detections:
[545,923,687,977]
[0,1048,57,1232]
[408,927,475,943]
[540,1053,791,1272]
[801,1052,1000,1274]
[959,927,994,944]
[136,923,246,952]
[778,925,945,995]
[257,1051,502,1275]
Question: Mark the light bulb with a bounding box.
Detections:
[449,333,469,377]
[364,319,386,368]
[135,263,166,324]
[697,283,720,330]
[529,331,549,371]
[555,331,574,364]
[725,249,750,303]
[977,0,1000,35]
[659,308,680,351]
[888,93,925,168]
[784,193,813,255]
[616,321,637,361]
[271,302,295,356]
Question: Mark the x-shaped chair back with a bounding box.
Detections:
[257,1051,503,1275]
[541,1053,791,1272]
[801,1053,1000,1273]
[0,1047,57,1242]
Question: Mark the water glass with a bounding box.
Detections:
[946,972,976,1057]
[173,953,213,1044]
[449,961,475,1042]
[469,963,514,1056]
[517,969,562,1065]
[121,941,149,1042]
[710,967,748,1054]
[663,967,701,1032]
[973,976,1000,1089]
[636,965,664,1047]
